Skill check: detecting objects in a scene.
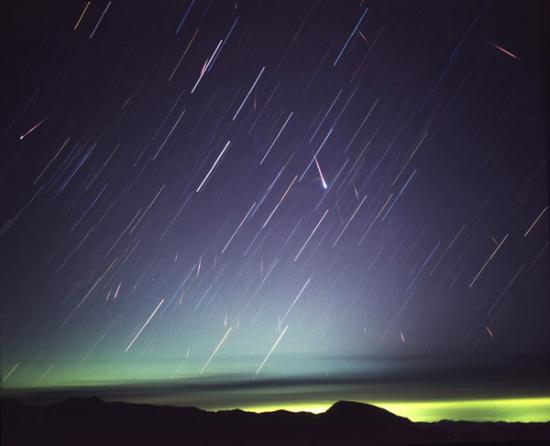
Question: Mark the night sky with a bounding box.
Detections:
[1,0,549,421]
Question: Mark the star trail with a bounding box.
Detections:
[1,0,549,421]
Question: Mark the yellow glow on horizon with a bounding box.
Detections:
[240,402,331,414]
[239,397,550,422]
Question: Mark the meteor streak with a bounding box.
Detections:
[19,116,48,140]
[314,156,328,189]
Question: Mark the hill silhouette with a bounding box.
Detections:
[2,397,549,445]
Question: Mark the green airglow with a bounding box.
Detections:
[4,360,550,423]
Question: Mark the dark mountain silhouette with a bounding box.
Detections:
[2,397,549,446]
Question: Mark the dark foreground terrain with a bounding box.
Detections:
[2,397,549,446]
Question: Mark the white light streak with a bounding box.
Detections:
[222,202,256,253]
[255,325,288,375]
[124,299,164,352]
[2,363,20,382]
[260,112,293,165]
[196,140,231,192]
[524,206,548,237]
[200,326,233,374]
[333,194,367,247]
[191,39,223,93]
[333,7,369,66]
[233,66,266,121]
[89,1,111,39]
[295,209,329,261]
[262,176,297,228]
[279,278,311,326]
[469,234,508,288]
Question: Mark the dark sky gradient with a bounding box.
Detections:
[1,0,549,416]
